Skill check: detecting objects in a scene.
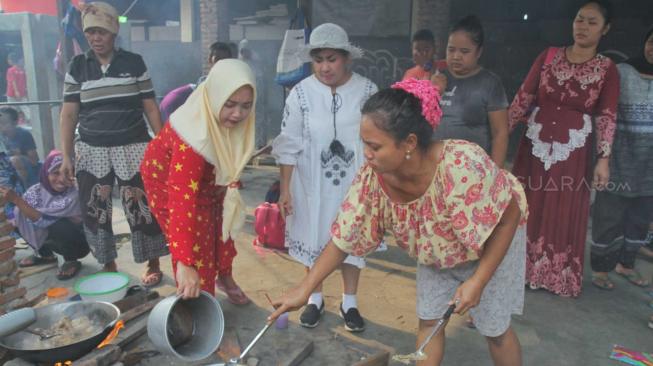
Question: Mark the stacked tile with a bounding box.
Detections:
[0,201,25,315]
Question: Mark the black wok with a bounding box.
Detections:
[0,301,120,364]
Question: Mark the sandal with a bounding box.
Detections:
[57,261,81,281]
[216,278,250,305]
[18,254,57,268]
[616,269,650,287]
[141,270,163,288]
[591,275,615,291]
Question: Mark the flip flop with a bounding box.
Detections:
[18,254,57,268]
[616,269,650,287]
[591,275,615,291]
[216,278,250,305]
[141,271,163,288]
[56,261,81,281]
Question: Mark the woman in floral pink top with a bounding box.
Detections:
[270,79,529,366]
[509,0,619,297]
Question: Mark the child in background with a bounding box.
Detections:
[403,29,447,81]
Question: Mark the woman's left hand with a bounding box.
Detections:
[592,158,610,191]
[0,186,18,204]
[450,277,484,315]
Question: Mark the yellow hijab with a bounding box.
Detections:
[169,59,256,239]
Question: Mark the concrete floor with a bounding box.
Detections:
[14,164,653,365]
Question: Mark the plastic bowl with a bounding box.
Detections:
[74,272,129,303]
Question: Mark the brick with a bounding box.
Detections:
[0,260,16,277]
[0,236,15,251]
[0,286,26,306]
[0,248,15,263]
[4,296,28,311]
[0,274,19,289]
[0,222,13,237]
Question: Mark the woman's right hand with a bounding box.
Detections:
[278,190,293,217]
[60,156,75,185]
[268,284,311,323]
[176,262,201,299]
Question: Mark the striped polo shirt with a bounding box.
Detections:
[63,48,155,147]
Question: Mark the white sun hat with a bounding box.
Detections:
[299,23,364,62]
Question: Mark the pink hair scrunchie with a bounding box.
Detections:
[390,78,443,129]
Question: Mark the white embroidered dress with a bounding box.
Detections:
[272,73,378,268]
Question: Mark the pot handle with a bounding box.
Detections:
[97,320,124,348]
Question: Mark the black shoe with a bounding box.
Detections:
[340,304,365,332]
[300,302,324,328]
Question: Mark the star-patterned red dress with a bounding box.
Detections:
[141,123,237,295]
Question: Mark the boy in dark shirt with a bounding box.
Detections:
[0,107,39,187]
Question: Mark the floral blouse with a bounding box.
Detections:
[331,140,528,268]
[508,47,619,165]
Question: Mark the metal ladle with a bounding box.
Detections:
[392,304,456,364]
[25,327,62,341]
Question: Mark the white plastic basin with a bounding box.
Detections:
[74,272,129,303]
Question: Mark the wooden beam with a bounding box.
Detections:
[180,0,194,42]
[277,339,313,366]
[352,351,390,366]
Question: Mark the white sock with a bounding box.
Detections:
[308,292,323,307]
[342,294,357,312]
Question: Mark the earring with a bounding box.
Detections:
[405,150,411,160]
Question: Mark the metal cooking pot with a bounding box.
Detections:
[0,301,120,364]
[147,291,224,362]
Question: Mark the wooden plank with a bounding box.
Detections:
[120,349,161,366]
[75,344,123,366]
[16,262,57,278]
[332,328,395,355]
[113,290,159,313]
[277,339,313,366]
[113,315,149,348]
[352,351,390,366]
[118,297,163,323]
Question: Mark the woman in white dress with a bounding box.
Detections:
[272,23,378,332]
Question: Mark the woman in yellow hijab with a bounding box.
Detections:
[141,59,255,301]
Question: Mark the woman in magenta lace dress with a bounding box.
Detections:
[509,0,619,297]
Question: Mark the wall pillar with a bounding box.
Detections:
[412,0,451,59]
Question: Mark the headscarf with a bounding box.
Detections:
[169,59,256,239]
[625,24,653,76]
[81,1,119,34]
[14,151,81,250]
[40,151,65,195]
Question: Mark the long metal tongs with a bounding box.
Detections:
[392,304,456,364]
[208,322,272,366]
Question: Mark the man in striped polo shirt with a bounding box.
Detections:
[59,2,167,286]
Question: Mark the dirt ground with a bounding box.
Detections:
[10,164,653,365]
